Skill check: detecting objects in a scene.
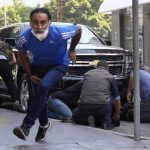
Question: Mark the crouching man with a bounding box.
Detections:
[73,60,121,129]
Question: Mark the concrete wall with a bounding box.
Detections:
[112,6,150,67]
[143,4,150,67]
[112,11,120,46]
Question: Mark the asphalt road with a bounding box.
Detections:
[0,108,150,150]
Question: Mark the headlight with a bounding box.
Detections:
[124,50,133,75]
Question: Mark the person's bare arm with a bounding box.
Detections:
[127,76,133,103]
[19,51,31,75]
[113,100,121,120]
[9,53,16,65]
[68,25,82,64]
[18,51,41,84]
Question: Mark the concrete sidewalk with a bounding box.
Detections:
[0,108,150,150]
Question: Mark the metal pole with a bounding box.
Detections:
[4,1,6,26]
[132,0,141,141]
[56,0,62,22]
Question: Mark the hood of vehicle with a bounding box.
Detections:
[69,43,125,54]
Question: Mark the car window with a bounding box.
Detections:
[0,28,13,41]
[18,23,105,46]
[9,26,20,41]
[0,26,20,42]
[66,25,104,45]
[79,25,104,45]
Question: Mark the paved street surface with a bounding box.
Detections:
[0,108,150,150]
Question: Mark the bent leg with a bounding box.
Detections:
[47,98,72,119]
[23,65,68,128]
[73,108,90,125]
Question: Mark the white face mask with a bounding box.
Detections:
[31,28,49,41]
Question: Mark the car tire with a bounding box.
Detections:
[18,73,33,113]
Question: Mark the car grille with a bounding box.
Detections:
[109,66,122,75]
[68,65,122,76]
[76,54,123,61]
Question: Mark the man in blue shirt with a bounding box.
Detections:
[126,65,150,122]
[127,67,150,103]
[13,7,82,142]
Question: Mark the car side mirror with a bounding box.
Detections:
[4,38,16,47]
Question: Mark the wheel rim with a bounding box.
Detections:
[20,79,29,111]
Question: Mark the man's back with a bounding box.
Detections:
[78,67,113,105]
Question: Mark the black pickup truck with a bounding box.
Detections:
[0,22,133,111]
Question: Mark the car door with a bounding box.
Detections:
[0,26,20,92]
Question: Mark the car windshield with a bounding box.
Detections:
[23,23,104,45]
[78,25,104,45]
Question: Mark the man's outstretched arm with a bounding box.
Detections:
[68,25,82,64]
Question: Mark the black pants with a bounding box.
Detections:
[73,104,111,127]
[121,102,150,123]
[0,59,18,101]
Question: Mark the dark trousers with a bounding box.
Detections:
[121,102,150,123]
[23,64,68,128]
[73,103,111,126]
[0,59,18,101]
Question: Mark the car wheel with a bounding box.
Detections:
[18,73,33,113]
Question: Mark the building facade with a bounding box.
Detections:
[99,1,150,67]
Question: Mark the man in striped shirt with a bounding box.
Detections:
[13,7,82,142]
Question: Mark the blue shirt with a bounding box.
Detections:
[16,25,77,65]
[139,70,150,101]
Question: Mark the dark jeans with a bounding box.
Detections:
[73,103,111,126]
[0,59,18,101]
[140,102,150,122]
[121,102,150,123]
[23,64,68,128]
[47,97,72,119]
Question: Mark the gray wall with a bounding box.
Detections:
[112,11,120,47]
[112,6,150,68]
[143,4,150,67]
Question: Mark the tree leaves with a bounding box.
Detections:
[46,0,111,37]
[0,0,33,27]
[0,0,111,38]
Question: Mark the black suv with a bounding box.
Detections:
[0,22,133,111]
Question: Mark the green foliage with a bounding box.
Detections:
[0,0,33,27]
[0,0,111,37]
[46,0,111,37]
[0,6,4,27]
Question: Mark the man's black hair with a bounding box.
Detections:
[30,7,52,21]
[97,59,109,70]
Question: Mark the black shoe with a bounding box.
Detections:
[13,125,29,140]
[88,115,95,127]
[13,100,24,113]
[35,121,52,142]
[103,124,114,130]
